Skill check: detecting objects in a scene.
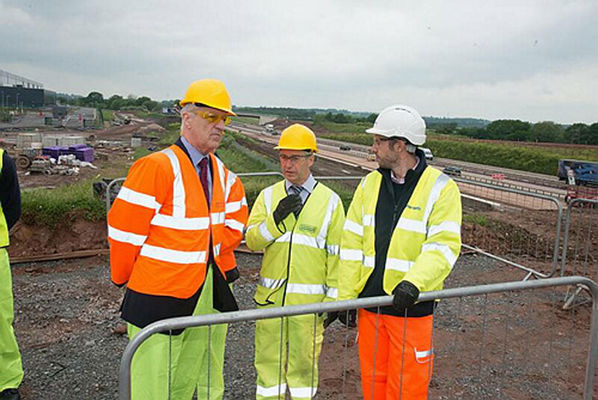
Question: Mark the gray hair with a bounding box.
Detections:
[180,103,199,131]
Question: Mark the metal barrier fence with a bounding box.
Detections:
[454,177,563,279]
[561,199,598,308]
[119,276,598,399]
[459,173,566,201]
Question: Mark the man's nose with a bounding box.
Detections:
[215,119,226,130]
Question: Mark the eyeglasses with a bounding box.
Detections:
[193,111,231,126]
[279,154,311,163]
[373,136,401,146]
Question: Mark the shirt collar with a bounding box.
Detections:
[180,136,209,166]
[390,156,420,184]
[285,174,316,193]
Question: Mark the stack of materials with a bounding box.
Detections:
[42,144,94,162]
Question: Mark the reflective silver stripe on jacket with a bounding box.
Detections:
[258,277,286,290]
[108,226,147,246]
[140,244,206,264]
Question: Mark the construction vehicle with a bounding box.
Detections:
[559,159,598,204]
[16,148,42,169]
[558,159,598,186]
[264,124,276,135]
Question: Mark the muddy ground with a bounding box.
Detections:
[9,250,595,399]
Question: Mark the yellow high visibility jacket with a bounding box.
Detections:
[0,148,8,247]
[338,167,462,300]
[246,180,345,306]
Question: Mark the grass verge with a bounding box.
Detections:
[21,180,105,228]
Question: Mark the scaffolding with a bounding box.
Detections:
[0,68,43,89]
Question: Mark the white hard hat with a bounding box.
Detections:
[366,105,426,145]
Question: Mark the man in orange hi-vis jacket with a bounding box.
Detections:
[107,79,248,400]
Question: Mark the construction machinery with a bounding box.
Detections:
[16,148,42,169]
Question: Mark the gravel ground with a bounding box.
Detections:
[10,252,596,399]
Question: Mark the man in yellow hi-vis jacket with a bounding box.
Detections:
[338,105,462,400]
[246,124,345,399]
[0,147,23,400]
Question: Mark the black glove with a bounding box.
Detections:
[338,309,357,328]
[392,280,420,313]
[323,311,338,328]
[273,194,302,225]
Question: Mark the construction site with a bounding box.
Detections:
[0,72,597,400]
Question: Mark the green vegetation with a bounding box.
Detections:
[463,214,488,226]
[101,109,114,121]
[231,116,260,125]
[313,119,371,134]
[320,133,373,146]
[159,123,181,145]
[58,91,166,113]
[435,119,598,145]
[21,180,105,227]
[0,110,10,122]
[133,147,152,160]
[426,139,562,174]
[217,133,280,207]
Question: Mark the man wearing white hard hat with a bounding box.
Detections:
[337,105,462,399]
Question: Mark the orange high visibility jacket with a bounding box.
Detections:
[107,144,248,299]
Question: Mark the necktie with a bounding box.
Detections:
[199,157,214,264]
[198,157,210,207]
[289,185,302,197]
[289,185,303,217]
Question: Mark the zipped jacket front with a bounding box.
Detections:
[339,167,462,300]
[108,144,248,299]
[246,180,345,306]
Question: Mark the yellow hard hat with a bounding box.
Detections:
[179,79,236,116]
[275,124,318,153]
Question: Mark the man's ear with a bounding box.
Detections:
[392,139,403,153]
[181,112,191,128]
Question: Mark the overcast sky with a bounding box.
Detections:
[1,0,597,124]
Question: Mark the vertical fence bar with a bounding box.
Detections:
[561,199,598,309]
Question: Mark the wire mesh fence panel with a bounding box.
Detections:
[561,199,598,308]
[119,277,598,400]
[457,178,563,279]
[432,284,595,400]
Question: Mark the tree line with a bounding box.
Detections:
[57,91,174,113]
[433,119,598,145]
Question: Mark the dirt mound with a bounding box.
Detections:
[8,216,108,258]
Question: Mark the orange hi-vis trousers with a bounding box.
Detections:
[358,309,434,400]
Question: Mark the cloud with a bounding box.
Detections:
[1,0,597,123]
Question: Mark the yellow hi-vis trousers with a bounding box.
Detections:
[254,288,325,399]
[0,248,23,392]
[127,266,228,400]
